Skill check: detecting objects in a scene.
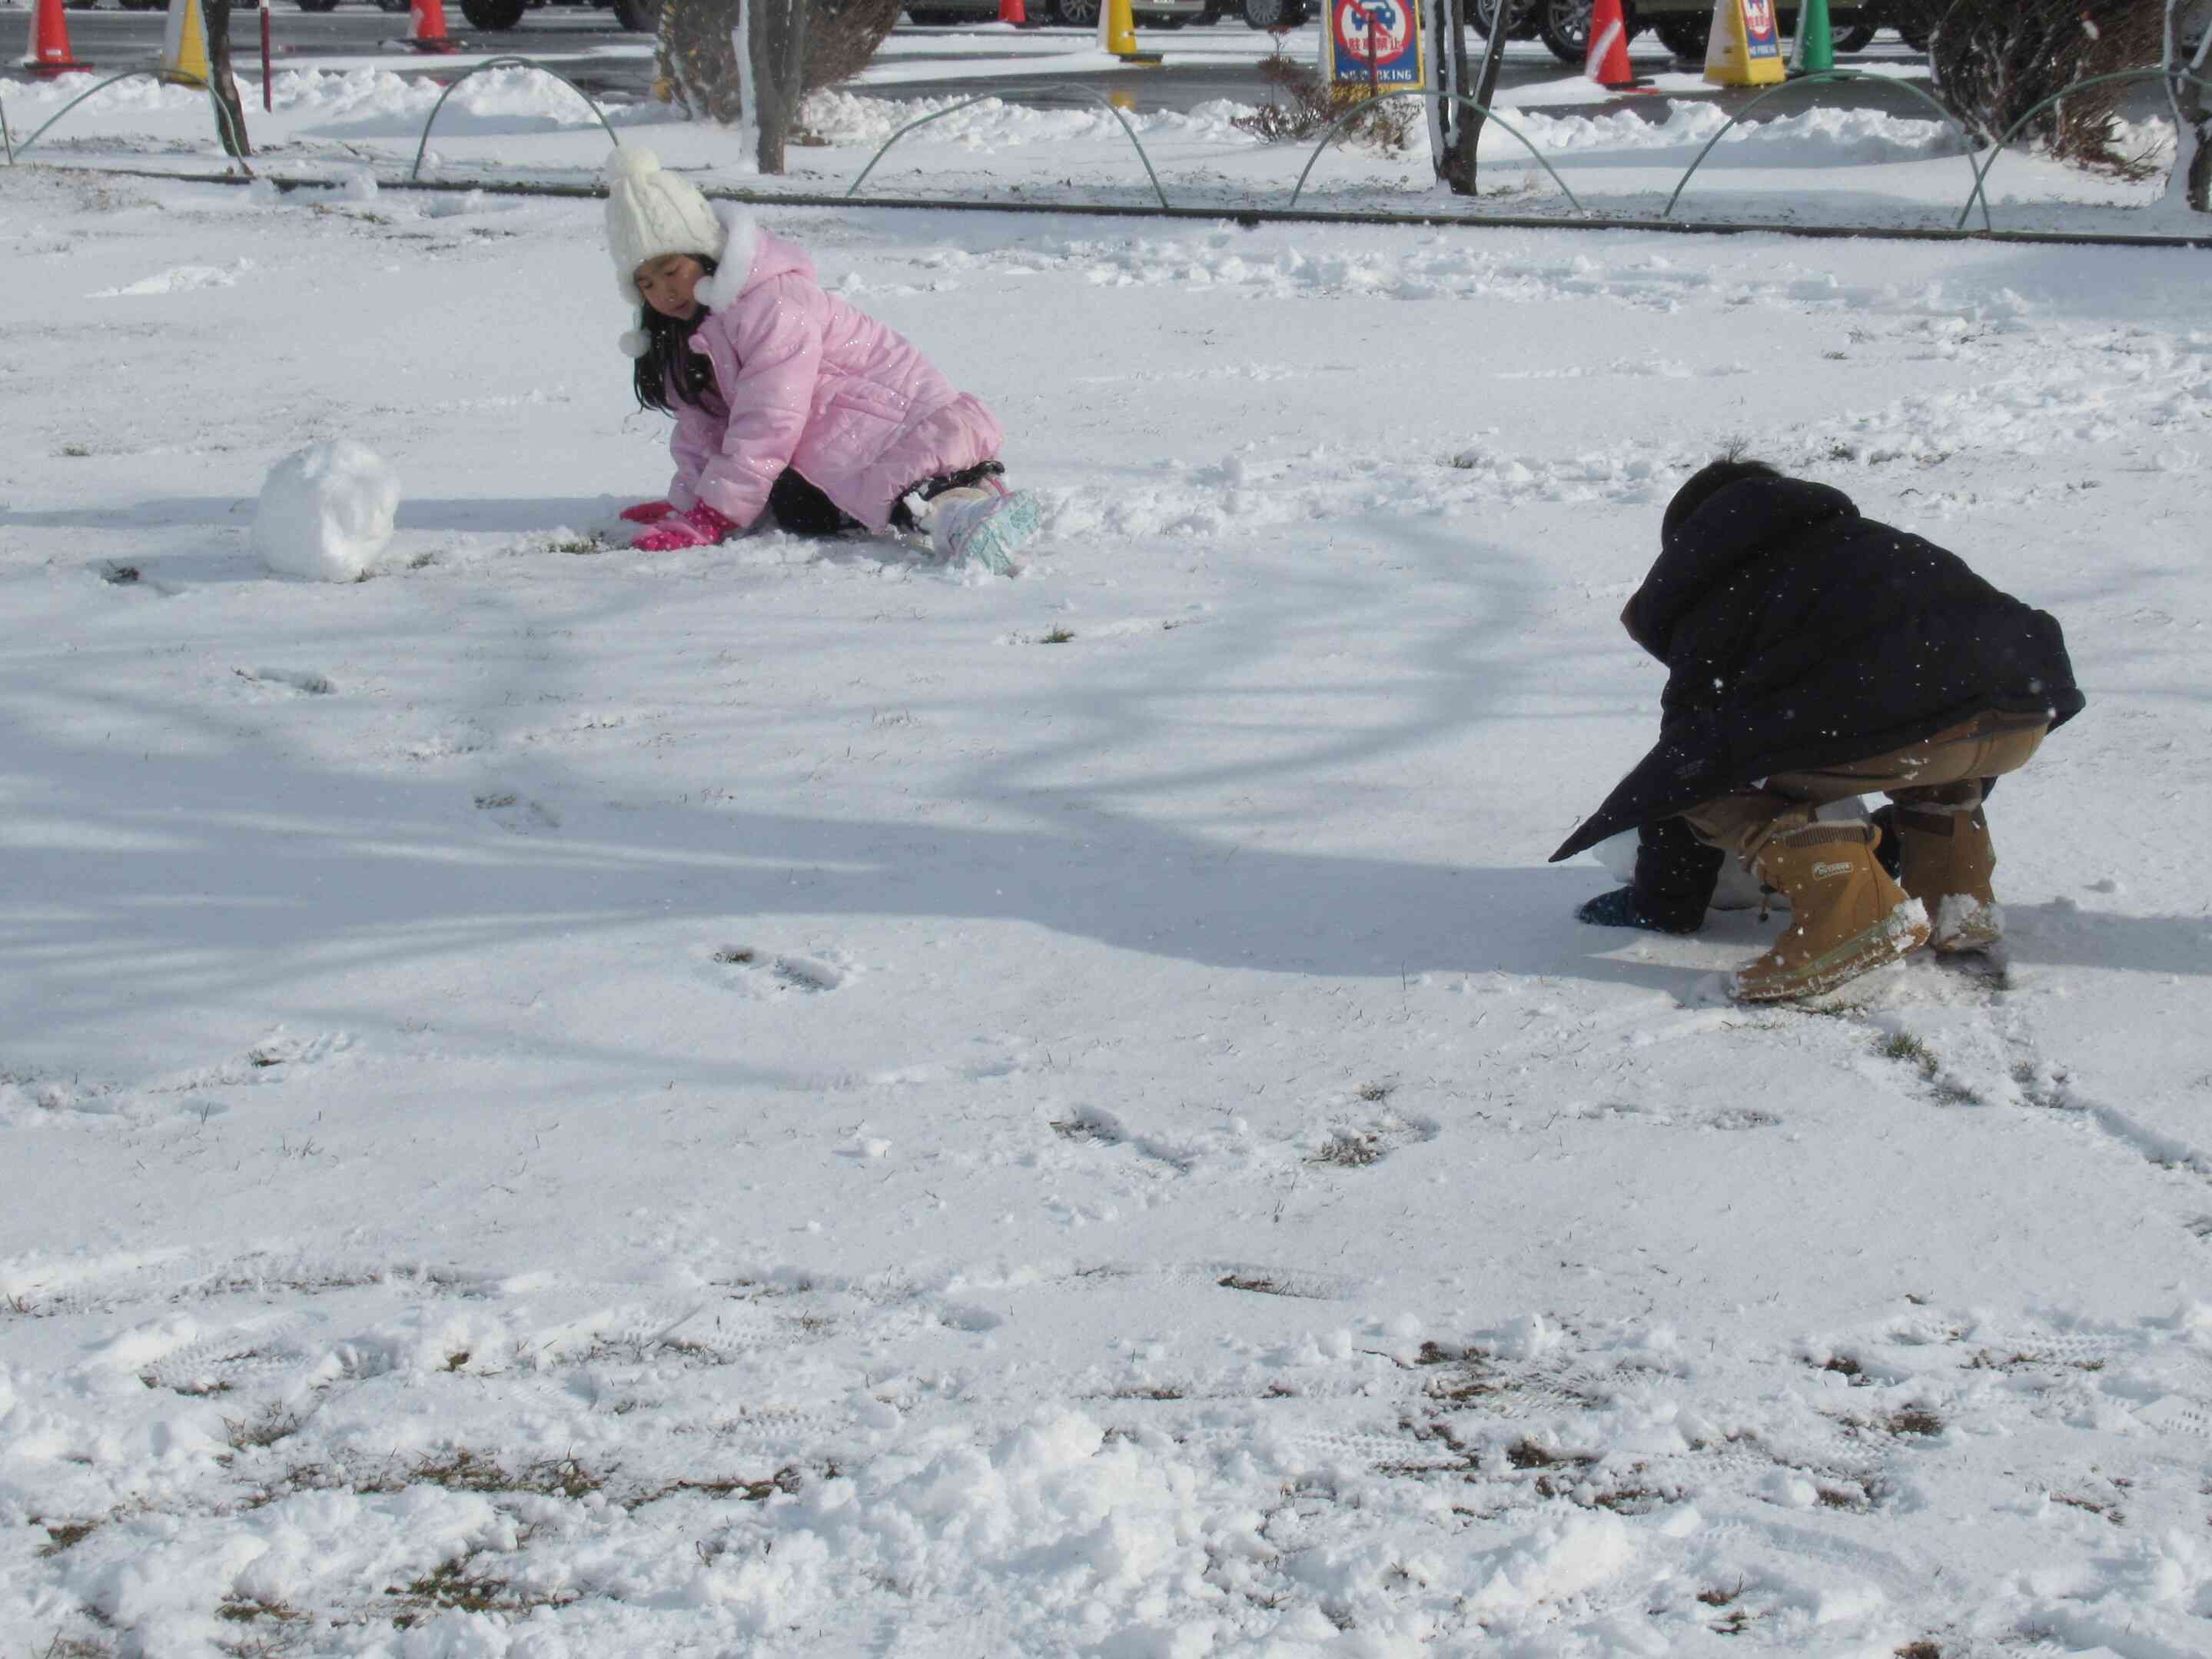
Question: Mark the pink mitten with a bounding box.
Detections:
[619,499,677,524]
[632,501,738,552]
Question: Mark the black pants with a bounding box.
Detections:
[765,469,859,537]
[764,461,1005,538]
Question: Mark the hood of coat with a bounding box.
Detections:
[693,209,808,314]
[1622,477,1858,662]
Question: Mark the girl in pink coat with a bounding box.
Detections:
[606,148,1040,572]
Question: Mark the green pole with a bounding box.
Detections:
[1788,0,1834,75]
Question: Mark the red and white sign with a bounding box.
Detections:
[1332,0,1410,65]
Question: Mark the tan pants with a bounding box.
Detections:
[1682,711,2049,865]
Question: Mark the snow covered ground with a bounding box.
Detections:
[4,59,2212,1659]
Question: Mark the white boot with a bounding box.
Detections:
[929,484,1041,574]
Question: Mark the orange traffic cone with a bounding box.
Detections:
[408,0,463,53]
[1585,0,1643,90]
[998,0,1026,22]
[25,0,91,76]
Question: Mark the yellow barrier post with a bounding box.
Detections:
[1098,0,1161,65]
[160,0,211,86]
[1703,0,1785,88]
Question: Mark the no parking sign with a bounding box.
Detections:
[1323,0,1425,96]
[1705,0,1785,85]
[1739,0,1782,55]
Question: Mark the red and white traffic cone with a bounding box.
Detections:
[24,0,91,76]
[408,0,463,54]
[1585,0,1644,91]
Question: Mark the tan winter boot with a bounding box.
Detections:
[1732,820,1931,1002]
[1892,803,2001,953]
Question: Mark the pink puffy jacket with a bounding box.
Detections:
[663,211,1003,534]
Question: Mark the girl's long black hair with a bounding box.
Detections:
[631,254,719,416]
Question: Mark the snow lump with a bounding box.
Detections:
[251,440,400,582]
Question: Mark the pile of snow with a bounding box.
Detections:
[250,440,401,583]
[1512,100,1971,163]
[800,86,1254,152]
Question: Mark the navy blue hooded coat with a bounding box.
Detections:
[1550,476,2084,865]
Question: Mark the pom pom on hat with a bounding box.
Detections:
[606,146,663,185]
[617,326,651,358]
[603,145,725,305]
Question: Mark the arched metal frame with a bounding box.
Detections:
[9,68,251,174]
[1662,68,1983,227]
[1286,90,1585,213]
[847,84,1172,211]
[1956,65,2212,231]
[1,89,15,165]
[410,56,623,182]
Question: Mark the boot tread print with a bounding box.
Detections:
[1732,820,1931,1002]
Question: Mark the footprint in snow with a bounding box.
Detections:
[236,666,335,696]
[712,946,855,995]
[473,791,560,833]
[1305,1112,1439,1168]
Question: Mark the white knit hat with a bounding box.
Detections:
[604,148,725,305]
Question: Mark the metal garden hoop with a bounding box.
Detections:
[10,68,251,174]
[1957,65,2212,231]
[1286,90,1584,213]
[847,84,1173,211]
[410,56,623,182]
[1662,68,1982,228]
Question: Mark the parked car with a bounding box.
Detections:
[903,0,1211,26]
[454,0,654,28]
[1476,0,1929,69]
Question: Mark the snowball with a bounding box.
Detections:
[251,440,400,582]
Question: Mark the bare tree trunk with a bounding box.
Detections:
[201,0,252,159]
[663,0,748,125]
[2167,0,2212,210]
[657,0,894,166]
[751,0,810,175]
[1433,0,1496,194]
[1451,0,1510,194]
[1429,0,1473,193]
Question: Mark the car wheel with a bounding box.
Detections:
[1240,0,1306,28]
[295,0,340,10]
[1651,15,1708,58]
[1471,0,1534,38]
[1534,0,1587,65]
[1051,0,1098,22]
[460,0,526,24]
[611,0,653,25]
[1885,0,1938,51]
[905,5,965,18]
